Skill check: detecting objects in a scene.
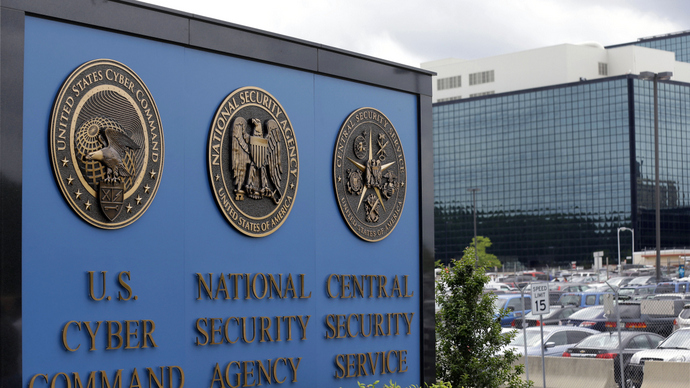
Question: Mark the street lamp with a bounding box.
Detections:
[639,71,672,283]
[468,188,481,266]
[617,227,634,274]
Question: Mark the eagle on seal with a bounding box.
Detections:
[85,118,140,183]
[231,117,283,203]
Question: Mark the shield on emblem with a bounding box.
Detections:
[99,181,125,221]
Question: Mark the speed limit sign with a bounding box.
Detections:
[530,282,550,315]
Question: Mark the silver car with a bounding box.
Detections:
[673,304,690,332]
[503,326,598,356]
[626,328,690,387]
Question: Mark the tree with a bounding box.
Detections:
[469,236,501,269]
[435,247,531,388]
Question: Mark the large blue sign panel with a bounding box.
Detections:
[22,16,420,388]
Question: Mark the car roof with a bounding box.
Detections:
[496,293,524,299]
[522,326,598,333]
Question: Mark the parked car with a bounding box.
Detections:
[587,283,615,293]
[627,276,671,286]
[549,283,590,292]
[626,327,690,388]
[607,277,634,288]
[654,281,690,294]
[673,304,690,332]
[494,294,531,327]
[562,305,608,331]
[604,299,685,337]
[503,326,598,356]
[562,331,665,387]
[557,291,611,308]
[512,306,580,329]
[618,285,656,300]
[486,282,517,292]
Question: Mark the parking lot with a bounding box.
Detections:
[482,269,690,387]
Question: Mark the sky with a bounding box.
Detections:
[140,0,690,68]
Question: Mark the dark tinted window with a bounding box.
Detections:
[560,295,581,306]
[647,335,664,348]
[548,331,568,346]
[655,285,675,293]
[627,335,651,349]
[567,331,591,344]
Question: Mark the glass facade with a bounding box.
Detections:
[607,31,690,64]
[633,79,690,250]
[634,33,690,64]
[434,76,690,269]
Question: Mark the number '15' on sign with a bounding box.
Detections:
[529,282,550,315]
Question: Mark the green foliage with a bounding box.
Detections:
[468,236,501,269]
[435,247,533,388]
[352,380,452,388]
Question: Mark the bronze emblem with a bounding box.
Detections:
[49,59,164,229]
[208,87,298,237]
[333,108,406,242]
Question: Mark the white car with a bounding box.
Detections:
[486,282,517,292]
[673,304,690,332]
[626,327,690,387]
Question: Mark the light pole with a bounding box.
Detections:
[639,71,672,283]
[468,188,480,266]
[617,227,634,274]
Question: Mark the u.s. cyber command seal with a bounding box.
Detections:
[208,87,299,237]
[334,108,406,242]
[49,59,164,229]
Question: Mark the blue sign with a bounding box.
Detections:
[19,15,424,388]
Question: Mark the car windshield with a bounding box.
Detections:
[568,306,603,320]
[509,331,543,347]
[628,277,650,286]
[619,288,636,295]
[575,334,620,348]
[494,298,508,311]
[559,295,581,306]
[607,278,629,287]
[658,330,690,349]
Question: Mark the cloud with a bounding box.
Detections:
[141,0,690,67]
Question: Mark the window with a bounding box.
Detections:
[470,91,495,98]
[469,70,495,86]
[437,75,461,90]
[567,331,592,344]
[585,295,597,305]
[627,335,651,349]
[548,331,568,346]
[437,96,462,102]
[598,62,608,76]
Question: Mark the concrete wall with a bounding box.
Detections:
[518,356,617,388]
[514,357,690,388]
[640,361,690,388]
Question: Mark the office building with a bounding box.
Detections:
[424,31,690,268]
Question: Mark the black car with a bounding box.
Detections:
[512,306,580,329]
[562,331,665,387]
[562,305,607,331]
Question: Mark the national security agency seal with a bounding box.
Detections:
[208,87,299,237]
[49,59,164,229]
[333,108,406,242]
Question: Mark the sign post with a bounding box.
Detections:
[530,282,550,388]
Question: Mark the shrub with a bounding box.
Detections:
[435,247,532,388]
